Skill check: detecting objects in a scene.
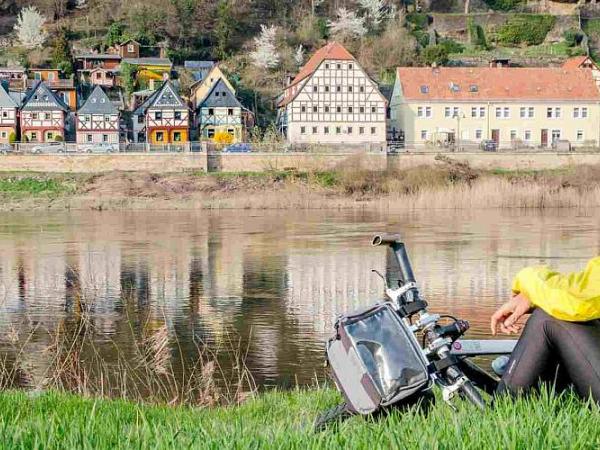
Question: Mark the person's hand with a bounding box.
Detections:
[490,293,533,335]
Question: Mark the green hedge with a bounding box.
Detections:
[483,0,522,11]
[497,15,557,46]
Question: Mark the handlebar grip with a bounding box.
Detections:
[372,234,402,246]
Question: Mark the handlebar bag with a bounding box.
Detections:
[326,302,431,414]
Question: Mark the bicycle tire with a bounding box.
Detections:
[460,380,486,410]
[314,402,353,431]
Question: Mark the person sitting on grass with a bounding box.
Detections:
[491,256,600,403]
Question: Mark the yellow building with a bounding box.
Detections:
[390,58,600,149]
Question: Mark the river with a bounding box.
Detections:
[0,208,598,389]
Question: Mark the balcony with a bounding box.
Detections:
[26,79,75,89]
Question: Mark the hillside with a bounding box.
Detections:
[1,0,600,125]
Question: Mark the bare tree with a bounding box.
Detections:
[14,6,48,49]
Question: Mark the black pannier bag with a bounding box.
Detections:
[326,303,431,414]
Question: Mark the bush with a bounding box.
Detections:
[563,28,583,47]
[439,38,464,54]
[421,45,449,66]
[483,0,522,11]
[213,130,233,145]
[411,29,430,48]
[54,135,64,142]
[8,131,16,144]
[497,15,556,46]
[406,13,431,30]
[468,18,489,49]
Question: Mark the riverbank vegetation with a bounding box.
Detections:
[0,387,598,449]
[1,161,600,211]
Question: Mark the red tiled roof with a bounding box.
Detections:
[396,67,600,101]
[278,42,355,107]
[561,56,590,69]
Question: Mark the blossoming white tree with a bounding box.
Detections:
[14,6,48,49]
[357,0,396,28]
[294,44,304,67]
[327,8,367,40]
[250,25,280,69]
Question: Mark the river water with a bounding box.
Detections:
[0,208,598,389]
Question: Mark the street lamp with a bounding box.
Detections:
[453,111,466,152]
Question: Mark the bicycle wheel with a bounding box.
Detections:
[314,402,353,431]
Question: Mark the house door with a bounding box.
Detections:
[491,129,500,145]
[541,129,548,147]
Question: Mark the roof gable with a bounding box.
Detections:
[152,81,186,108]
[78,85,118,115]
[288,42,355,89]
[199,79,242,109]
[0,82,18,108]
[191,65,236,95]
[396,67,600,101]
[21,81,68,111]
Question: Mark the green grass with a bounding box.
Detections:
[0,388,598,449]
[0,177,74,199]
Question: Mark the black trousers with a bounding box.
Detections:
[497,308,600,403]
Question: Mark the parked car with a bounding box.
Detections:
[552,140,572,152]
[480,140,497,152]
[222,143,252,153]
[0,143,14,155]
[31,142,66,154]
[80,142,119,154]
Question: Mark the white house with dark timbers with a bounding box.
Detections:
[196,78,245,142]
[76,85,120,144]
[277,42,387,147]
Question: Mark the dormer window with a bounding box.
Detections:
[420,85,429,94]
[325,63,329,69]
[469,85,478,92]
[91,98,97,103]
[127,44,134,53]
[100,98,106,103]
[348,64,353,70]
[449,83,460,92]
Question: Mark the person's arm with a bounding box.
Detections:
[511,257,600,322]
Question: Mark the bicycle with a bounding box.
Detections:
[315,234,517,430]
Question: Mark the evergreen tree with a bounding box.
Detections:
[51,27,73,76]
[215,0,235,59]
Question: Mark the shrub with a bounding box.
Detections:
[497,15,556,46]
[563,28,583,47]
[421,45,449,66]
[406,13,430,30]
[439,38,464,54]
[54,135,64,142]
[411,29,430,48]
[213,130,233,145]
[8,131,16,144]
[468,18,489,49]
[483,0,522,11]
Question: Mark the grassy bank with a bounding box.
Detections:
[1,162,600,210]
[0,388,598,449]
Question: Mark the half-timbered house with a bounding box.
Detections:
[20,81,68,142]
[132,81,189,144]
[76,85,119,144]
[196,79,245,142]
[277,42,387,146]
[0,81,19,143]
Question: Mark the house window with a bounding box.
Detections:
[301,105,306,113]
[348,64,353,70]
[214,92,219,97]
[495,107,509,118]
[30,132,37,141]
[336,106,341,113]
[528,107,534,117]
[175,111,182,120]
[348,127,353,134]
[227,109,233,116]
[324,106,330,113]
[2,111,7,118]
[503,107,509,118]
[102,134,108,142]
[360,86,365,93]
[547,107,561,118]
[208,108,214,115]
[173,132,181,142]
[475,129,482,140]
[336,63,341,69]
[128,44,134,53]
[104,115,111,122]
[86,134,92,142]
[336,86,341,92]
[371,127,376,134]
[137,115,144,124]
[336,126,341,134]
[324,126,329,134]
[325,63,329,69]
[371,106,376,113]
[207,128,215,138]
[96,72,102,79]
[348,86,353,92]
[551,129,561,142]
[453,107,459,117]
[471,107,477,118]
[520,107,526,118]
[0,132,5,138]
[359,127,364,135]
[300,126,306,134]
[155,112,162,120]
[47,132,53,140]
[312,106,318,112]
[524,130,531,141]
[156,131,164,142]
[445,107,451,118]
[312,126,317,134]
[521,107,534,118]
[32,113,38,120]
[313,86,317,92]
[420,130,427,140]
[480,107,485,117]
[574,107,588,119]
[325,86,330,92]
[45,113,51,120]
[359,107,365,113]
[418,106,424,117]
[510,130,517,141]
[577,130,584,141]
[348,106,353,113]
[582,107,588,118]
[48,73,55,81]
[34,72,41,80]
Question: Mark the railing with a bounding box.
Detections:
[26,79,75,89]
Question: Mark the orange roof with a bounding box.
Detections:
[396,67,600,101]
[562,56,590,69]
[278,42,355,107]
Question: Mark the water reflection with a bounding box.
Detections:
[0,208,598,388]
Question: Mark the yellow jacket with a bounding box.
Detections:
[512,256,600,322]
